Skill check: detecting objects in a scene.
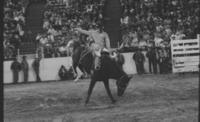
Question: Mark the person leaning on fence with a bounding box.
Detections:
[10,57,21,84]
[32,57,41,82]
[21,56,29,83]
[133,47,145,74]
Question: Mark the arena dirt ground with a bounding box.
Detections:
[4,73,199,122]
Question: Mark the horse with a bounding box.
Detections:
[68,40,132,104]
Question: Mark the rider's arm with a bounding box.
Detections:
[75,28,91,36]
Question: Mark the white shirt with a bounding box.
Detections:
[154,37,163,47]
[121,16,129,24]
[48,28,57,36]
[43,21,50,29]
[76,28,111,50]
[139,41,147,47]
[175,33,185,40]
[40,37,48,45]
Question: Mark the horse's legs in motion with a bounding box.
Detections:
[72,62,78,78]
[74,66,84,82]
[103,80,116,103]
[78,65,87,78]
[85,79,96,105]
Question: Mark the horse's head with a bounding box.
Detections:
[116,75,132,96]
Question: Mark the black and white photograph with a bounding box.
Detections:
[3,0,199,121]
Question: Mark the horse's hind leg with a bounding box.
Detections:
[85,79,96,105]
[78,65,87,78]
[103,80,116,104]
[72,63,78,78]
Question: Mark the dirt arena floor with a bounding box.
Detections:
[4,73,199,122]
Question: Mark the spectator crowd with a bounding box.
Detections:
[119,0,199,50]
[118,0,199,74]
[4,0,199,65]
[36,0,106,58]
[4,0,29,59]
[35,0,199,58]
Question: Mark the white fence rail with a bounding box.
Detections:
[171,35,200,73]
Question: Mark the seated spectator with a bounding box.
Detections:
[174,30,186,40]
[48,26,58,36]
[130,33,139,47]
[3,0,28,60]
[43,20,50,30]
[154,33,163,47]
[58,65,68,80]
[39,35,48,45]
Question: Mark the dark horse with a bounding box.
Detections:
[69,40,132,104]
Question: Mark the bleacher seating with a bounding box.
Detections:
[19,42,37,55]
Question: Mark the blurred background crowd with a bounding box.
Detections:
[36,0,106,58]
[3,0,200,59]
[4,0,28,59]
[120,0,199,51]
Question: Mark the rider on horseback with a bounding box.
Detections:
[73,25,132,103]
[75,24,111,70]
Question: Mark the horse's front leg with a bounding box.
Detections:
[85,78,96,105]
[103,79,116,104]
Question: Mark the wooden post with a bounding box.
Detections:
[40,46,44,58]
[17,49,20,59]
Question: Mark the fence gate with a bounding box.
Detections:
[171,35,200,73]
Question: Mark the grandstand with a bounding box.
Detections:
[3,0,200,60]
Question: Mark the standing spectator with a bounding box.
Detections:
[10,57,21,84]
[146,46,157,74]
[32,57,41,82]
[133,48,145,74]
[157,48,167,74]
[21,56,29,83]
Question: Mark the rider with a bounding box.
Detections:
[75,24,111,70]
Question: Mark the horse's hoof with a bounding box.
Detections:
[74,76,81,82]
[74,80,79,83]
[73,79,79,83]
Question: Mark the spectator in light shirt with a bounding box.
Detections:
[174,30,186,40]
[154,33,163,47]
[48,26,57,36]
